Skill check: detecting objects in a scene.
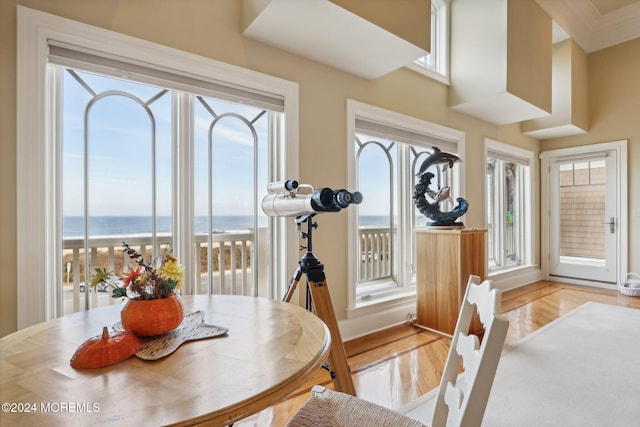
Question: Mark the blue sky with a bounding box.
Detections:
[61,69,400,222]
[62,69,269,217]
[355,137,396,216]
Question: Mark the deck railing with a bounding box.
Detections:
[62,231,263,315]
[359,226,392,282]
[63,227,393,314]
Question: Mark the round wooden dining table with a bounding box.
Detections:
[0,295,331,426]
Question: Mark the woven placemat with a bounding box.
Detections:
[113,311,228,360]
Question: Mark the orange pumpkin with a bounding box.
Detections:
[120,293,184,337]
[70,326,140,369]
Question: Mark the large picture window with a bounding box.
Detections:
[17,8,298,326]
[55,66,277,314]
[347,100,464,310]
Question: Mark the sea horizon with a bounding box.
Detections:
[63,215,391,238]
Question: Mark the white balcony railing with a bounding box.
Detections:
[359,226,392,282]
[62,231,264,315]
[63,227,393,315]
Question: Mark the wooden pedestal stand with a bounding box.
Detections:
[416,228,487,336]
[283,215,356,396]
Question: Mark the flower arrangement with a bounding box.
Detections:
[90,242,184,300]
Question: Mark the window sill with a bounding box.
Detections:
[404,63,450,86]
[347,289,416,320]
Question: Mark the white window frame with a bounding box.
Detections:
[17,6,299,328]
[484,139,534,277]
[346,99,465,319]
[406,0,450,85]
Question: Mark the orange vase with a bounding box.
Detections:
[121,294,184,337]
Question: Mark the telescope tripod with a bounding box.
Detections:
[283,214,356,396]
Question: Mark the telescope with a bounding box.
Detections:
[262,180,363,217]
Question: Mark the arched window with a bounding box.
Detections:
[17,8,298,326]
[347,100,464,309]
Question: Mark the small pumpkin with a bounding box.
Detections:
[70,326,140,369]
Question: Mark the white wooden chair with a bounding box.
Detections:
[287,275,509,427]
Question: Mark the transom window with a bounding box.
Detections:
[408,0,450,84]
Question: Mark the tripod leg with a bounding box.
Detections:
[283,266,302,303]
[307,278,356,396]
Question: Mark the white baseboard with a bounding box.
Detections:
[339,299,416,341]
[546,275,618,290]
[488,266,542,291]
[338,267,542,341]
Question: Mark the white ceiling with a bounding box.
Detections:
[537,0,640,52]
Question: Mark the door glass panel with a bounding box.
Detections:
[558,160,606,266]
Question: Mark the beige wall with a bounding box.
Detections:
[542,37,640,278]
[2,0,543,337]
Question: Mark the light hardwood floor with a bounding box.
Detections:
[236,281,640,426]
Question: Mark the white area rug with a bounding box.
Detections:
[401,302,640,426]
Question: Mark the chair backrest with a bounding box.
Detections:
[430,275,509,427]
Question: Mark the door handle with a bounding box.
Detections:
[605,217,615,233]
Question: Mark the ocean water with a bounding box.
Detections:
[63,215,390,238]
[63,216,262,238]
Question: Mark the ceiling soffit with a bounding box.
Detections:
[242,0,429,80]
[537,0,640,52]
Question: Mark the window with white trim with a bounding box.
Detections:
[407,0,450,84]
[347,100,464,308]
[17,8,298,326]
[485,139,533,274]
[54,63,280,314]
